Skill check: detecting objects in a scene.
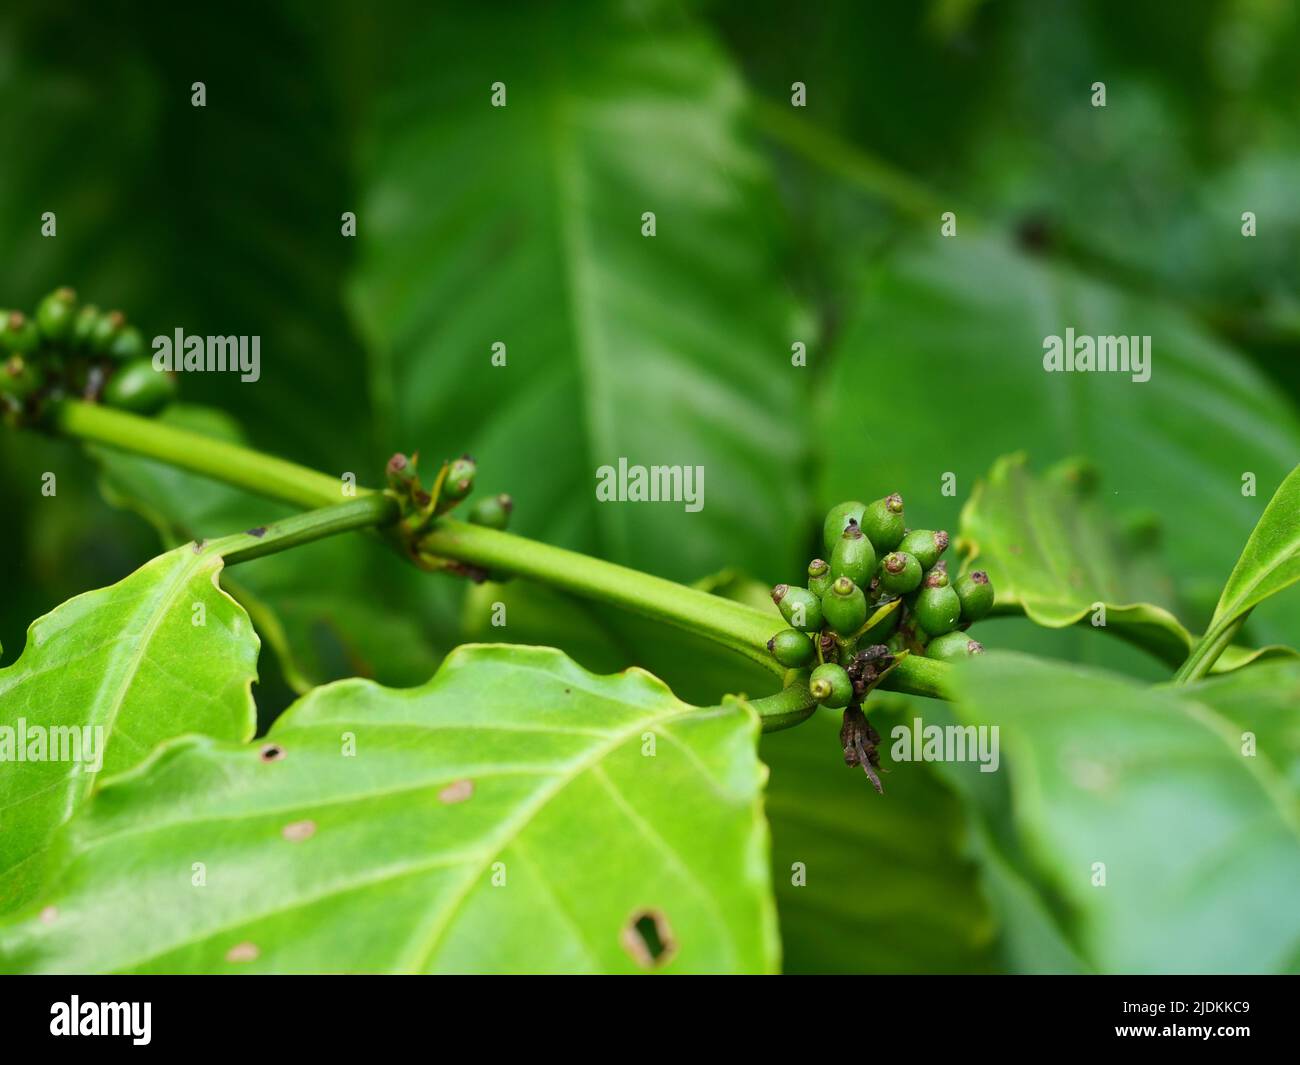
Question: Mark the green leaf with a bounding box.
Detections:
[0,646,777,974]
[349,6,808,583]
[1208,461,1300,634]
[821,234,1300,651]
[949,652,1300,973]
[762,703,997,973]
[0,5,372,472]
[959,452,1293,672]
[0,545,258,913]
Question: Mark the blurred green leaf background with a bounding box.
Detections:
[1,0,1296,973]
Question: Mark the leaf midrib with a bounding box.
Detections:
[402,702,698,971]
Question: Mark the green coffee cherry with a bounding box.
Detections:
[822,500,865,557]
[861,492,905,552]
[809,662,853,709]
[467,493,513,530]
[71,304,101,350]
[1,355,41,401]
[35,287,78,342]
[767,628,815,668]
[90,310,126,355]
[823,575,867,637]
[34,287,78,340]
[1,312,40,355]
[897,528,948,570]
[925,630,985,661]
[442,455,476,501]
[101,359,176,414]
[807,558,831,599]
[954,570,995,622]
[879,551,922,595]
[913,570,961,637]
[107,324,146,362]
[771,583,823,633]
[830,519,876,587]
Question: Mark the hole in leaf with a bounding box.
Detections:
[621,909,676,970]
[260,743,285,763]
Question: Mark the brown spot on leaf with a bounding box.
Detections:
[246,526,267,538]
[39,905,58,925]
[226,941,259,963]
[259,743,286,762]
[438,779,474,804]
[282,819,316,842]
[621,909,677,970]
[192,539,206,553]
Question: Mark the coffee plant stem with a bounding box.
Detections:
[45,398,950,709]
[1173,612,1249,684]
[221,495,399,566]
[736,679,820,732]
[51,399,350,510]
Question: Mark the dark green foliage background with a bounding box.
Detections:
[1,0,1297,973]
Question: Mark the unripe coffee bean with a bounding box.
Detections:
[767,628,816,668]
[913,570,961,636]
[861,492,905,552]
[822,500,866,557]
[954,570,995,622]
[830,519,876,587]
[772,583,823,633]
[897,528,948,570]
[879,551,922,595]
[823,575,867,636]
[809,662,853,709]
[925,630,984,661]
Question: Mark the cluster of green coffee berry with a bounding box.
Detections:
[385,450,514,581]
[0,288,175,420]
[767,493,995,709]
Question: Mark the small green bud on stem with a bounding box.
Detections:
[468,493,513,530]
[101,359,176,414]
